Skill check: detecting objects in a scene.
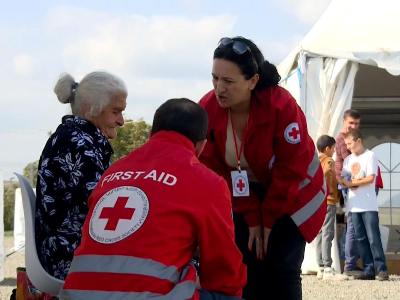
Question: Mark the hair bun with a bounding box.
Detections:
[54,73,77,104]
[260,60,281,87]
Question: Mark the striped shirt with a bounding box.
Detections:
[334,132,350,181]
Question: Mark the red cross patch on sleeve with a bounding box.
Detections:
[284,122,301,144]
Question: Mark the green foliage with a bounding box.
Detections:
[23,160,39,186]
[3,180,19,231]
[3,155,39,232]
[110,119,151,161]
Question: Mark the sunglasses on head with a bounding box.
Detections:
[217,37,252,55]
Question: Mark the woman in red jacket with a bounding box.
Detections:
[199,36,327,300]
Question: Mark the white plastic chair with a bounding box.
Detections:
[15,173,64,296]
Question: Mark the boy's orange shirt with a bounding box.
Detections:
[319,153,339,205]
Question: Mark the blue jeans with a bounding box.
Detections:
[344,212,359,271]
[351,211,388,275]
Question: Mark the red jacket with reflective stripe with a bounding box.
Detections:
[199,87,326,242]
[61,131,246,298]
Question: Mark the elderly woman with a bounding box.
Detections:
[35,71,127,279]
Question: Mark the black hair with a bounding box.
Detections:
[213,36,281,90]
[316,135,336,152]
[151,98,208,145]
[343,109,361,120]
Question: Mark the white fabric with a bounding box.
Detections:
[280,57,358,141]
[301,218,341,274]
[343,150,378,212]
[314,59,358,139]
[279,68,301,105]
[0,171,4,282]
[278,0,400,77]
[14,188,26,250]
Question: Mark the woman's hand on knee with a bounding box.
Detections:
[263,227,271,257]
[248,226,263,260]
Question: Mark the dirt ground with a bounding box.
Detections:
[0,235,24,300]
[1,235,400,300]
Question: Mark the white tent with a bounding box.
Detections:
[278,0,400,141]
[278,0,400,274]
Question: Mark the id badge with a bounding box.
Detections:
[231,170,250,197]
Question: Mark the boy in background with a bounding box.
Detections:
[341,129,388,281]
[316,135,346,280]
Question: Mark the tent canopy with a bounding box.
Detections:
[279,0,400,78]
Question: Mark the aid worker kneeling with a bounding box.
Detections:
[59,98,246,300]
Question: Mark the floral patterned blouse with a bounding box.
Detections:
[36,115,113,279]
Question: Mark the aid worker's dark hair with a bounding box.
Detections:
[316,135,336,152]
[213,36,281,90]
[151,98,208,145]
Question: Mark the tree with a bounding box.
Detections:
[23,160,39,186]
[4,180,19,231]
[110,119,151,161]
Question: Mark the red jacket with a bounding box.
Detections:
[199,87,327,242]
[60,131,246,299]
[376,166,384,189]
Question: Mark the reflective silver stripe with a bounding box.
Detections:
[298,178,311,190]
[291,179,327,226]
[59,280,196,300]
[179,263,190,281]
[298,149,320,190]
[69,255,180,283]
[307,149,320,179]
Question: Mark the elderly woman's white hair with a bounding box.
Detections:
[54,71,127,118]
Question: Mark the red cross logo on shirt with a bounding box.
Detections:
[284,122,301,144]
[99,196,136,230]
[289,127,300,140]
[236,178,245,192]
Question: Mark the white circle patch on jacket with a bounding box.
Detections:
[284,122,301,144]
[89,186,149,244]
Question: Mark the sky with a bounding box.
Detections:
[0,0,332,180]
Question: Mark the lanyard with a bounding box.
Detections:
[229,109,248,172]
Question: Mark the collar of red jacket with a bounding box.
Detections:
[150,130,196,152]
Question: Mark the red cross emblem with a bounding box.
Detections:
[284,122,301,144]
[236,178,245,192]
[289,127,300,140]
[90,186,149,244]
[99,196,136,230]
